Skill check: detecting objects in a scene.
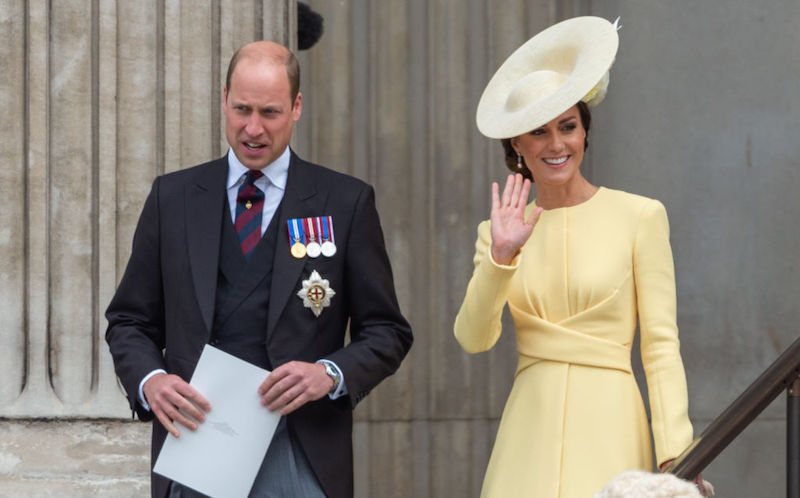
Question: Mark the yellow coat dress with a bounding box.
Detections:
[454,187,694,498]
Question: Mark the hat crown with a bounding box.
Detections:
[476,16,619,139]
[505,70,566,112]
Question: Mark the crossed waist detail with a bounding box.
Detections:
[512,308,632,375]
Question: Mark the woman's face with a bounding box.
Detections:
[511,105,586,188]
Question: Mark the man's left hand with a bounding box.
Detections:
[257,361,334,415]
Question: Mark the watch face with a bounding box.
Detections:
[325,364,340,392]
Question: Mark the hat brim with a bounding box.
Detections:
[476,16,619,139]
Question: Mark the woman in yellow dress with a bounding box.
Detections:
[454,17,699,497]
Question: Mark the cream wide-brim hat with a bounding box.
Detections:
[476,16,619,139]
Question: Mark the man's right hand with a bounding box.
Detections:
[142,373,211,438]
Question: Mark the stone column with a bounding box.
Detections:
[0,0,294,494]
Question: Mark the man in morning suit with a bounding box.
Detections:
[105,40,413,498]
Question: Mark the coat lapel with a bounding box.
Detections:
[185,157,228,335]
[267,152,325,339]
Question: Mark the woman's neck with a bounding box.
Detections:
[535,175,599,210]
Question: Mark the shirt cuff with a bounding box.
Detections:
[316,359,348,400]
[138,369,167,411]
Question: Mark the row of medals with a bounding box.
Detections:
[291,238,336,259]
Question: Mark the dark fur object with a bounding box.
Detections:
[298,2,324,50]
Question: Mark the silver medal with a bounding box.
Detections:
[306,242,322,258]
[321,241,337,257]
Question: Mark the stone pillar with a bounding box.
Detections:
[0,0,294,494]
[0,0,294,418]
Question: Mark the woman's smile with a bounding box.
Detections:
[543,155,569,167]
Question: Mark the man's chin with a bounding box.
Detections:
[234,148,271,170]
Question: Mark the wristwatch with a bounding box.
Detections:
[322,361,341,395]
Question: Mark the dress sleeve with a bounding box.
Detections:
[453,219,519,353]
[633,199,694,466]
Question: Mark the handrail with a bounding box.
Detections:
[664,334,800,494]
[788,377,800,497]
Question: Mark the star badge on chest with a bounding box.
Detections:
[297,270,336,317]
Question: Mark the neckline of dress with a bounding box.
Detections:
[533,186,605,212]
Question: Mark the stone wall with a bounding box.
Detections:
[0,421,150,497]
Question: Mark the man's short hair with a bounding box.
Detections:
[225,45,301,104]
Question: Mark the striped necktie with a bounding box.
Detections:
[234,170,265,258]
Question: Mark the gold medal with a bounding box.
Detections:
[291,241,307,259]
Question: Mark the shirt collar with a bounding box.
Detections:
[226,146,291,190]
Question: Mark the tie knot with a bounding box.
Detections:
[243,169,264,185]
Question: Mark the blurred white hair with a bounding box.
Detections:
[594,470,705,498]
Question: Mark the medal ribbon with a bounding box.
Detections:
[304,217,317,243]
[287,218,306,246]
[315,217,324,243]
[323,216,334,244]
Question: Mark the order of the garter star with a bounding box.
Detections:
[297,270,336,317]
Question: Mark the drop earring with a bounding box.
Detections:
[516,153,523,169]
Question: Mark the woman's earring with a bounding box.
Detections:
[516,153,523,169]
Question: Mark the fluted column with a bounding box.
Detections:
[0,0,295,418]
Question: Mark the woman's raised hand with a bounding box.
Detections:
[490,173,543,265]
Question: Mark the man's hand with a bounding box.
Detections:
[142,373,211,438]
[258,361,333,415]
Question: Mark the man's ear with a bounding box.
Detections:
[292,92,303,121]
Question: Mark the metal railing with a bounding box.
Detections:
[664,335,800,497]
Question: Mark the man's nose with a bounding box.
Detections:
[244,114,263,136]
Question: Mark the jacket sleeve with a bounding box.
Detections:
[453,219,519,354]
[324,185,413,409]
[633,199,694,466]
[105,178,168,421]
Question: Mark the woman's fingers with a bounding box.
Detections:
[511,174,532,209]
[500,174,514,206]
[492,174,533,240]
[527,206,543,227]
[509,173,522,206]
[500,173,529,209]
[519,177,532,209]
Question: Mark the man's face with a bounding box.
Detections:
[223,58,302,170]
